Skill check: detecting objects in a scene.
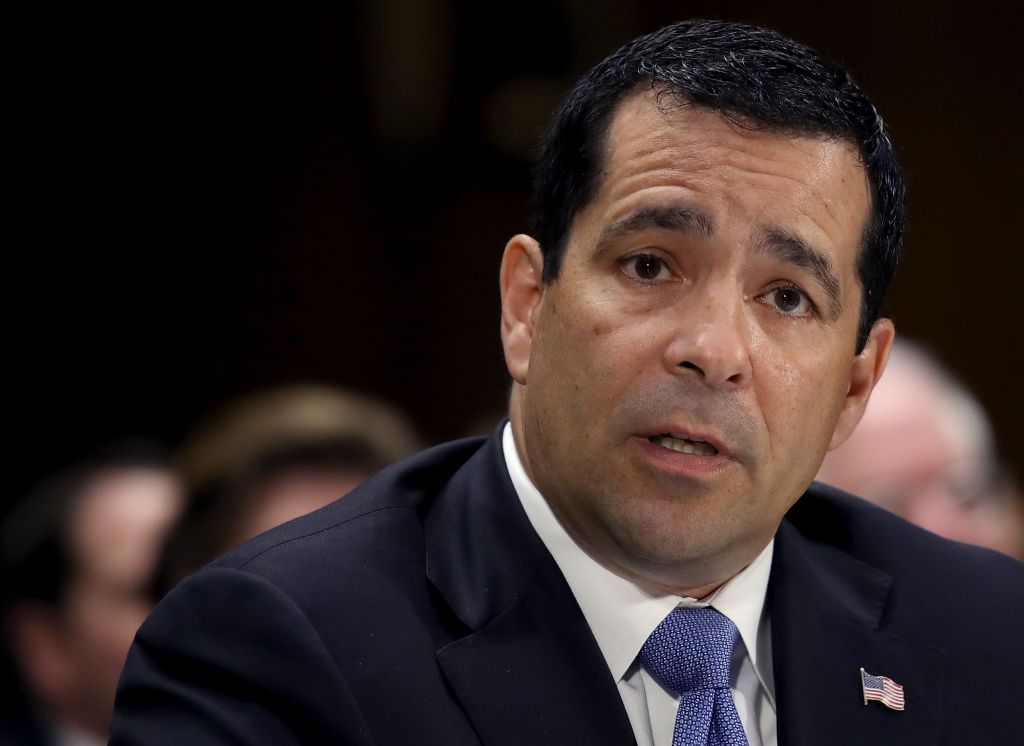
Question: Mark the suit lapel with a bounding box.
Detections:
[770,502,948,746]
[436,559,637,745]
[425,426,636,746]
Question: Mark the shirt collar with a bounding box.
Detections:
[502,423,773,684]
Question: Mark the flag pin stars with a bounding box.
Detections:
[860,667,906,711]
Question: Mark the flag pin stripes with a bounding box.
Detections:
[860,667,905,711]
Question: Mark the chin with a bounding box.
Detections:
[614,515,724,565]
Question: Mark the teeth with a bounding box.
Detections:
[652,435,718,456]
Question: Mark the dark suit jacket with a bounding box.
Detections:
[110,426,1024,745]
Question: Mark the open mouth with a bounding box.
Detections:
[648,434,719,456]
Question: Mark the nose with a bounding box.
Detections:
[663,289,753,389]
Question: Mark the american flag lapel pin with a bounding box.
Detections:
[860,667,906,711]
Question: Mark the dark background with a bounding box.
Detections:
[9,1,1022,510]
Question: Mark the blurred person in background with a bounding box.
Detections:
[155,384,423,592]
[818,339,1024,559]
[0,443,182,746]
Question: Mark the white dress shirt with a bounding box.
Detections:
[502,424,777,746]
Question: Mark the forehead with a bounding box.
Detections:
[582,90,871,270]
[72,468,182,587]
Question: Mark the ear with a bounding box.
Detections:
[500,234,546,385]
[828,318,895,450]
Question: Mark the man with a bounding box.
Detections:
[155,384,423,592]
[818,339,1024,559]
[110,20,1024,745]
[2,444,182,746]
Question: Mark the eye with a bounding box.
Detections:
[759,285,814,316]
[620,253,670,283]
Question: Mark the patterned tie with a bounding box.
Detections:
[639,606,750,746]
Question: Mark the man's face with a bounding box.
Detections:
[227,467,370,548]
[502,91,891,593]
[8,467,182,737]
[63,468,182,733]
[817,359,1010,550]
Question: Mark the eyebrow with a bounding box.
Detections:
[593,205,714,255]
[592,204,843,319]
[756,228,843,319]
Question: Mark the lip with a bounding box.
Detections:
[631,427,736,478]
[638,426,733,460]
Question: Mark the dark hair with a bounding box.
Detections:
[533,20,905,350]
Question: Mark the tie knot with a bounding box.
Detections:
[639,607,738,694]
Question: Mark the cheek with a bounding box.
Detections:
[759,351,802,391]
[537,299,647,390]
[78,596,151,656]
[755,347,849,456]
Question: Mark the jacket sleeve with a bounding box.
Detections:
[109,565,374,745]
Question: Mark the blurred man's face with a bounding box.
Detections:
[502,91,892,595]
[225,467,368,548]
[61,468,182,734]
[818,361,1024,557]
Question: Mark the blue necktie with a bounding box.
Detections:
[639,607,750,746]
